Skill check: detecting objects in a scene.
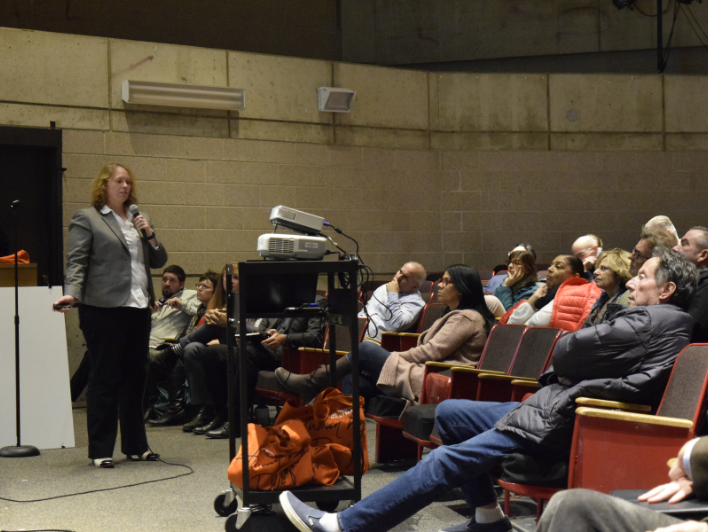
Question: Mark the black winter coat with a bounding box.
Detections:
[688,268,708,343]
[495,304,692,452]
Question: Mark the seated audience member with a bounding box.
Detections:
[629,226,679,277]
[279,249,698,532]
[536,437,708,532]
[646,214,679,240]
[485,243,536,293]
[673,226,708,343]
[571,234,603,280]
[184,301,325,439]
[583,248,632,327]
[276,265,496,405]
[493,250,539,309]
[359,262,426,341]
[71,265,198,405]
[506,255,596,330]
[146,270,219,425]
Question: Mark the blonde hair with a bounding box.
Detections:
[597,248,632,286]
[91,163,138,210]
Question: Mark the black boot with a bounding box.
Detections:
[147,364,190,426]
[193,408,227,435]
[206,421,231,439]
[274,356,352,403]
[183,405,216,433]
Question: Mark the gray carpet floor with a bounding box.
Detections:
[0,408,537,532]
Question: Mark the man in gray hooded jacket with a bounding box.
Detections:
[279,249,698,532]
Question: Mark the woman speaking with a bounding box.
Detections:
[53,163,167,468]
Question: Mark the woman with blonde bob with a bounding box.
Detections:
[584,248,632,327]
[53,163,167,468]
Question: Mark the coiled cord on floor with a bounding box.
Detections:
[0,455,193,503]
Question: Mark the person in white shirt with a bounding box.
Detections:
[359,262,427,342]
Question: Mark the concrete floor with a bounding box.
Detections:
[0,408,537,532]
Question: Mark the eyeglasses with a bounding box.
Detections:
[196,283,214,290]
[438,277,452,287]
[631,247,651,261]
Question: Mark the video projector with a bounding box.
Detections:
[269,205,324,236]
[257,233,327,260]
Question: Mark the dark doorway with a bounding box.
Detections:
[0,126,63,287]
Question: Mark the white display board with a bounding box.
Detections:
[0,286,75,449]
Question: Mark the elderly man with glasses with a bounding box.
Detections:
[629,226,679,277]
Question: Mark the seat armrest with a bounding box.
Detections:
[575,397,651,413]
[478,374,537,383]
[425,361,458,370]
[297,347,348,356]
[451,366,505,376]
[575,407,694,429]
[510,379,539,388]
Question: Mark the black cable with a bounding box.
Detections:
[323,221,359,258]
[2,529,76,532]
[660,0,682,70]
[633,0,673,17]
[0,457,193,503]
[681,4,708,49]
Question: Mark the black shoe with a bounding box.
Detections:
[147,406,190,426]
[183,406,216,433]
[127,451,160,462]
[439,517,512,532]
[193,411,226,435]
[206,421,230,439]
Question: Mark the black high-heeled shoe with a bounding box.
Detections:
[93,458,115,468]
[127,451,160,461]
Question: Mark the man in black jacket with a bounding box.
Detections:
[183,314,325,439]
[279,250,697,532]
[673,226,708,343]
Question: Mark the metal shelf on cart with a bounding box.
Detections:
[227,259,362,515]
[233,477,358,506]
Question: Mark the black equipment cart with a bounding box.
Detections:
[214,259,363,531]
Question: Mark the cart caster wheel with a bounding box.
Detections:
[214,491,238,517]
[225,512,240,531]
[316,500,339,512]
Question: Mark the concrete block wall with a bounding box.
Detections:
[2,26,708,276]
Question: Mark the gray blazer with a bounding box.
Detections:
[64,206,168,307]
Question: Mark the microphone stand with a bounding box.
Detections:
[0,200,40,458]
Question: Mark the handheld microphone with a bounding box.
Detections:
[128,204,147,238]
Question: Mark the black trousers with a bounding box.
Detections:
[79,305,151,459]
[184,341,280,420]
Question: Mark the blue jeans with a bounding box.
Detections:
[342,341,391,402]
[338,400,534,532]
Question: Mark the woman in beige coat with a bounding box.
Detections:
[276,264,496,404]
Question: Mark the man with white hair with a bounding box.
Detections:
[359,262,427,342]
[645,215,679,240]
